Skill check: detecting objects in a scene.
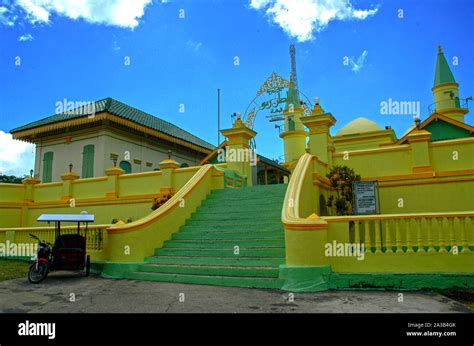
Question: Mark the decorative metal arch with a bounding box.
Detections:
[242,72,313,131]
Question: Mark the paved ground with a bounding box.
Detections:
[0,272,472,313]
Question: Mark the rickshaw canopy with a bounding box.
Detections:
[37,213,95,223]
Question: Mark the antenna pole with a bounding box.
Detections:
[217,88,221,145]
[289,44,298,89]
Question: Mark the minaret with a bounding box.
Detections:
[279,75,308,167]
[431,45,468,122]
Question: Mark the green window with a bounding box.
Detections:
[42,152,54,183]
[82,145,95,178]
[119,161,132,174]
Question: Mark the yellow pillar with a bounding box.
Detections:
[159,159,180,194]
[220,119,257,187]
[21,175,40,203]
[407,130,433,174]
[300,103,336,165]
[60,171,80,202]
[105,166,125,198]
[21,175,40,226]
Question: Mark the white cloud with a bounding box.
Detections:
[349,50,368,73]
[0,6,16,26]
[186,40,202,52]
[0,131,35,177]
[18,33,34,41]
[249,0,378,42]
[6,0,153,28]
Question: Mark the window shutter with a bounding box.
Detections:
[82,145,95,178]
[42,152,53,183]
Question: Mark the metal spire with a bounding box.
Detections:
[289,44,299,90]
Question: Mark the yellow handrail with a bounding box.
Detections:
[281,153,328,230]
[108,164,213,234]
[323,211,474,222]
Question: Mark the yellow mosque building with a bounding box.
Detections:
[0,45,472,291]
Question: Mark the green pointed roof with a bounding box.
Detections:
[433,45,456,87]
[284,75,301,111]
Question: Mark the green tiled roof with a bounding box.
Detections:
[433,46,456,87]
[257,154,290,173]
[10,97,215,151]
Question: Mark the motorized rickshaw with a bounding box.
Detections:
[28,212,94,284]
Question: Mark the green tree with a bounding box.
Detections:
[326,166,361,216]
[0,174,25,184]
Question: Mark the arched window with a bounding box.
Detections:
[82,145,95,178]
[119,161,132,174]
[42,152,54,183]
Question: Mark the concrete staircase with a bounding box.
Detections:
[127,184,287,289]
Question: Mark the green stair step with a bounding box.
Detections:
[154,247,285,257]
[172,230,283,240]
[204,195,285,203]
[186,219,282,227]
[137,264,279,277]
[179,223,283,232]
[164,239,285,248]
[210,185,287,194]
[207,190,286,200]
[189,210,281,221]
[200,198,283,208]
[135,185,288,289]
[197,203,281,213]
[126,271,284,289]
[145,255,284,267]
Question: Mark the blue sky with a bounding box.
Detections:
[1,0,473,175]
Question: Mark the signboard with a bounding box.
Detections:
[353,181,378,215]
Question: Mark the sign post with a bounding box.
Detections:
[353,181,379,215]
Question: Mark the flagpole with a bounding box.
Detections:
[217,88,221,146]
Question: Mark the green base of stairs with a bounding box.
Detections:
[129,184,287,289]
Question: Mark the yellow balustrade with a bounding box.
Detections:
[324,212,473,255]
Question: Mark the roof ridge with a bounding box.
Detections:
[104,97,113,109]
[10,97,216,151]
[105,98,215,149]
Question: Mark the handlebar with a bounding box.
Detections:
[29,233,40,241]
[29,234,52,246]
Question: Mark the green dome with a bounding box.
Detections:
[336,117,382,136]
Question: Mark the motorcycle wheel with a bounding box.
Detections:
[85,255,90,277]
[28,261,49,284]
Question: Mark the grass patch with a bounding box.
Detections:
[0,259,29,281]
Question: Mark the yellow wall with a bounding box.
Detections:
[0,166,201,229]
[329,138,474,214]
[430,140,474,172]
[333,146,412,177]
[378,179,474,214]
